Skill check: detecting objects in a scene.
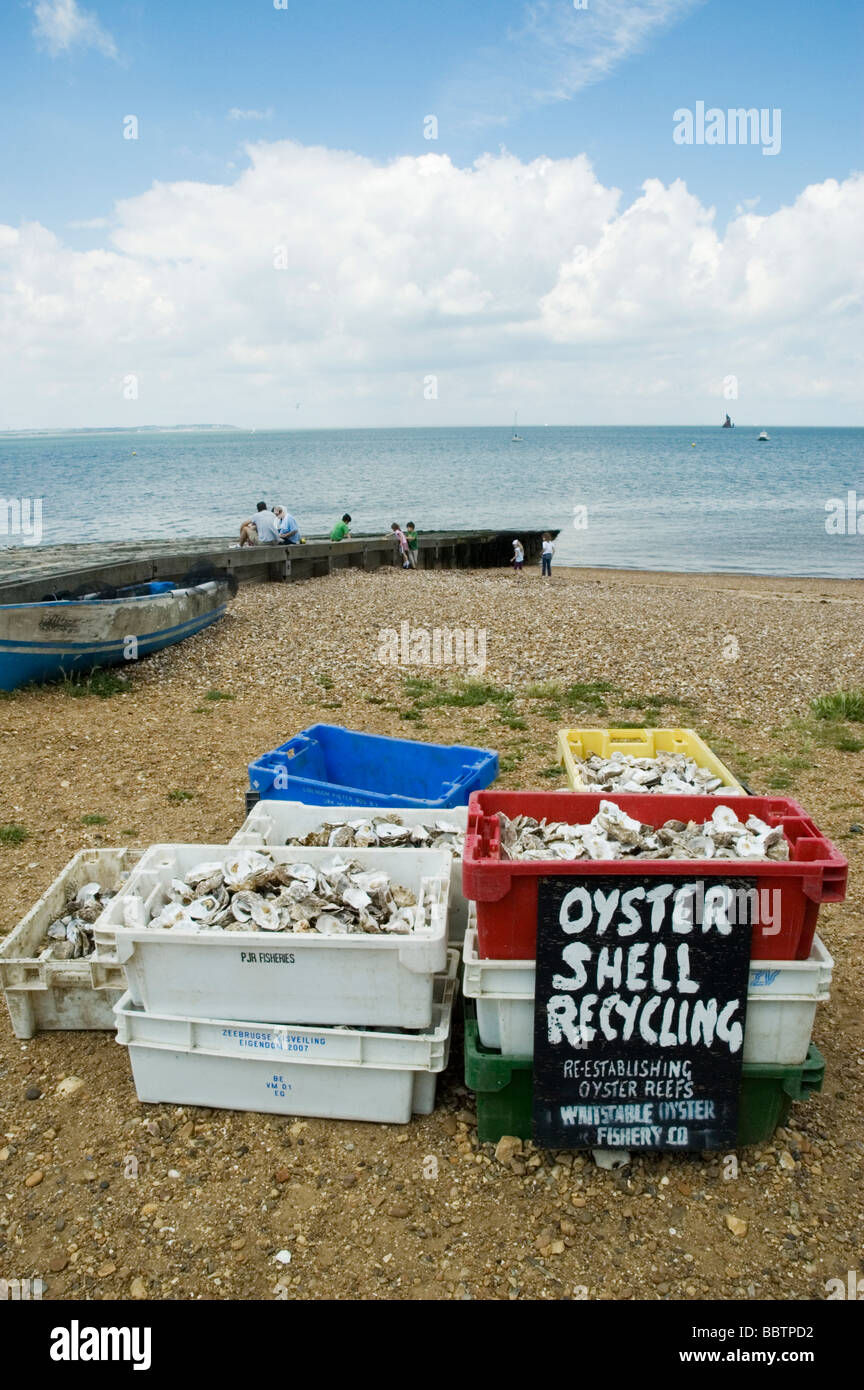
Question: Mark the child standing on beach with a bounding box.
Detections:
[511,539,524,574]
[405,521,419,568]
[541,532,555,577]
[391,522,411,569]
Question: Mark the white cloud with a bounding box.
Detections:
[31,0,117,59]
[445,0,703,128]
[67,216,109,229]
[228,108,275,122]
[0,143,860,427]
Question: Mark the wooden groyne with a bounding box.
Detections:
[0,530,554,605]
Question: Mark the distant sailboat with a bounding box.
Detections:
[511,412,523,442]
[757,430,769,441]
[722,414,734,428]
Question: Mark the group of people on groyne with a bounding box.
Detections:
[238,503,555,575]
[237,504,420,568]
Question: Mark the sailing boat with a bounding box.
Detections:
[511,412,523,442]
[722,413,734,428]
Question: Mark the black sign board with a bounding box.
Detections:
[532,876,754,1150]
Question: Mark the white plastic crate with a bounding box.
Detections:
[461,923,833,1065]
[0,848,140,1039]
[115,951,458,1123]
[93,843,450,1027]
[232,801,469,943]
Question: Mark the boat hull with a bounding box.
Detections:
[0,582,228,691]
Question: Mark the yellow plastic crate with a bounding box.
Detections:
[556,727,746,794]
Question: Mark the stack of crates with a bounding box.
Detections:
[460,785,847,1147]
[94,842,458,1124]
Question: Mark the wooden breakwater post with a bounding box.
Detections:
[0,530,556,604]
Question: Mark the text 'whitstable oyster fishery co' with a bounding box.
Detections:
[497,802,790,862]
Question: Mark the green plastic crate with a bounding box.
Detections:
[463,1007,825,1148]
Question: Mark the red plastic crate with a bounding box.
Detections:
[462,792,847,961]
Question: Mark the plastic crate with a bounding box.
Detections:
[463,1005,825,1146]
[557,727,746,794]
[230,801,470,943]
[248,723,498,809]
[462,923,833,1065]
[0,848,141,1039]
[463,791,846,961]
[92,844,450,1027]
[115,952,459,1124]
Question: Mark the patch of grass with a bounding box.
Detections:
[766,771,793,790]
[400,709,425,721]
[539,706,564,721]
[523,680,564,701]
[63,669,130,699]
[167,789,195,803]
[365,695,386,705]
[811,690,864,722]
[537,765,565,779]
[120,829,138,838]
[191,707,210,714]
[773,754,813,772]
[821,727,864,753]
[316,674,335,690]
[498,714,527,730]
[205,689,235,702]
[321,700,343,709]
[403,677,515,711]
[81,814,109,825]
[498,753,524,774]
[562,681,618,714]
[0,823,28,845]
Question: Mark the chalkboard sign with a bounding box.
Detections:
[532,876,753,1150]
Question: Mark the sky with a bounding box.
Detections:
[0,0,861,428]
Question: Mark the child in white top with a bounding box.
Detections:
[541,532,555,577]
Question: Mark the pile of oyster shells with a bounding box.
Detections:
[498,802,790,862]
[283,814,464,854]
[120,850,431,936]
[572,750,741,795]
[40,881,115,960]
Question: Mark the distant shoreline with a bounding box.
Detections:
[3,423,864,438]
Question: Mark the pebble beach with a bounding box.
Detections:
[1,562,863,1302]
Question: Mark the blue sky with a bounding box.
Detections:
[0,0,861,427]
[3,0,861,240]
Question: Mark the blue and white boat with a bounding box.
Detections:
[0,578,232,692]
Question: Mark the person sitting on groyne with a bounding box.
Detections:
[239,501,281,546]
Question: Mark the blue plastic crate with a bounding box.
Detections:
[248,723,498,809]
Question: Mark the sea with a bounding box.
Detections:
[0,426,861,577]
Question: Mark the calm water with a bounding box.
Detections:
[0,426,861,577]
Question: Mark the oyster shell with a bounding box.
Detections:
[495,800,790,863]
